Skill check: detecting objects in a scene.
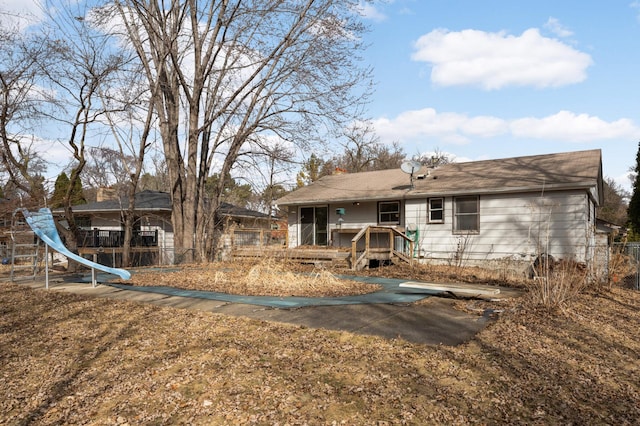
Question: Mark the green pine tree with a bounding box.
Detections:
[628,141,640,236]
[50,172,87,208]
[71,177,87,205]
[50,173,70,208]
[295,154,326,187]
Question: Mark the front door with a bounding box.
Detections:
[300,206,328,246]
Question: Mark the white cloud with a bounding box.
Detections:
[11,134,72,185]
[510,111,639,142]
[613,171,633,194]
[355,1,387,22]
[411,28,593,90]
[372,107,640,145]
[0,0,44,31]
[461,115,508,138]
[373,108,477,145]
[631,1,640,23]
[543,17,573,38]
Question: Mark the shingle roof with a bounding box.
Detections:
[62,190,270,219]
[63,190,172,213]
[218,202,270,220]
[276,149,603,206]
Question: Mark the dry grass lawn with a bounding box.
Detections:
[1,261,639,424]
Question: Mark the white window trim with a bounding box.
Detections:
[453,195,479,234]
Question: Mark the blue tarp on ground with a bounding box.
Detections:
[100,274,439,309]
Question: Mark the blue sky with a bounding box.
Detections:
[358,0,640,191]
[3,0,639,193]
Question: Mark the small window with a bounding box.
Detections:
[76,216,92,230]
[378,201,400,224]
[454,196,479,233]
[428,198,444,223]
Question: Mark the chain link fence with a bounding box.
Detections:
[611,242,640,290]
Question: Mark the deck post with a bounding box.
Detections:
[351,239,357,269]
[365,228,370,268]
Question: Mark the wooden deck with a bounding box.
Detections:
[232,246,351,265]
[231,225,415,270]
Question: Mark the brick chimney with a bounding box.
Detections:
[96,187,118,202]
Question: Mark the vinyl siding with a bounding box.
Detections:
[406,190,592,264]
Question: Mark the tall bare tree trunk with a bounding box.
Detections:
[112,0,371,263]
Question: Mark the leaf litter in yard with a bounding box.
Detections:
[1,260,639,424]
[126,259,381,297]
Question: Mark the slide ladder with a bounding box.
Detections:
[9,211,42,282]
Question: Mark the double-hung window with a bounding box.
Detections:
[428,198,444,223]
[378,201,400,225]
[454,196,479,233]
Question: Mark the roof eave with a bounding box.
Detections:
[53,207,172,214]
[277,182,597,206]
[407,181,598,198]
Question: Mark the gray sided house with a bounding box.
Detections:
[58,190,271,266]
[276,149,604,272]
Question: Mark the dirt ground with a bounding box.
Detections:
[1,261,639,424]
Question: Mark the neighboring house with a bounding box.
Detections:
[54,190,272,266]
[275,149,605,273]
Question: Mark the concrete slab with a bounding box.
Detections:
[399,282,501,296]
[216,300,489,345]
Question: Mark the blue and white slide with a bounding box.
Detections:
[21,208,131,281]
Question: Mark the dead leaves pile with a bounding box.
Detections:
[1,273,640,424]
[126,260,380,297]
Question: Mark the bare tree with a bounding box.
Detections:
[139,153,170,192]
[85,147,137,190]
[108,0,372,262]
[0,20,52,207]
[98,89,156,267]
[338,121,391,172]
[332,122,406,173]
[414,148,455,168]
[598,177,629,226]
[261,144,295,221]
[38,0,128,268]
[320,121,406,174]
[234,137,296,213]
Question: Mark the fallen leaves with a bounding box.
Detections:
[124,259,381,297]
[1,263,639,424]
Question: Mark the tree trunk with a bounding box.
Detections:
[112,0,371,265]
[58,204,81,273]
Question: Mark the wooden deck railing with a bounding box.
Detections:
[230,228,288,248]
[76,229,158,248]
[351,226,414,270]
